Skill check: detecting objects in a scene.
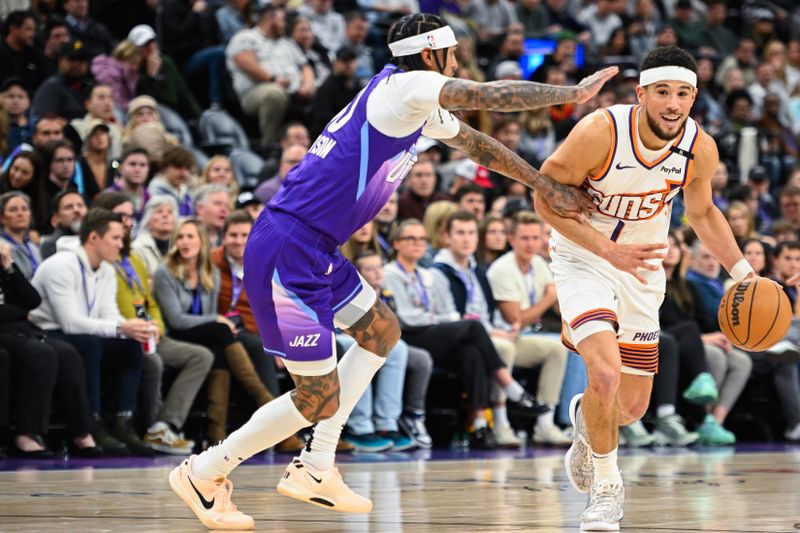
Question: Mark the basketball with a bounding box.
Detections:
[718,278,792,351]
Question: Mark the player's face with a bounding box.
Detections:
[637,81,696,142]
[509,222,542,262]
[357,255,384,290]
[743,241,766,274]
[775,248,800,280]
[393,224,428,263]
[447,219,479,258]
[223,222,252,261]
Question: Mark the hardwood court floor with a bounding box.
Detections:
[1,447,800,532]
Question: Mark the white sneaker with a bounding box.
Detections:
[581,480,625,531]
[276,457,372,513]
[785,422,800,441]
[146,421,194,455]
[565,393,593,493]
[533,423,572,446]
[492,424,522,448]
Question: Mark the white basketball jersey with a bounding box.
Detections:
[551,104,699,253]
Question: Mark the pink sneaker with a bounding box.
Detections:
[168,455,254,530]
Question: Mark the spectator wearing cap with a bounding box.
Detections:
[127,25,202,120]
[749,7,777,56]
[298,0,346,53]
[61,0,115,59]
[308,46,361,138]
[0,11,47,94]
[2,78,33,152]
[341,11,374,86]
[226,4,315,145]
[31,39,93,121]
[91,40,142,113]
[147,146,195,217]
[253,144,307,204]
[40,190,87,260]
[449,158,493,198]
[41,16,71,79]
[122,95,179,165]
[235,190,263,220]
[398,160,452,222]
[70,84,123,160]
[501,197,532,231]
[158,0,226,107]
[75,120,114,193]
[132,195,179,278]
[747,164,779,227]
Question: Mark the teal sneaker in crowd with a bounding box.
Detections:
[682,372,719,406]
[653,414,699,446]
[619,420,655,448]
[697,414,736,446]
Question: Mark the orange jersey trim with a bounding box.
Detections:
[588,110,618,182]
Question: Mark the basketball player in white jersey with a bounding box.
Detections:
[534,46,773,531]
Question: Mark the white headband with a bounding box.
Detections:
[388,26,458,58]
[639,66,697,88]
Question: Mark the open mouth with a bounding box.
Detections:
[661,114,681,124]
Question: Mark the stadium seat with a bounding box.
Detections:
[158,104,194,147]
[229,147,266,188]
[199,107,250,152]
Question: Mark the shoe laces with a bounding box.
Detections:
[214,479,239,513]
[590,481,622,511]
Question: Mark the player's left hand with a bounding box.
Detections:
[574,66,619,104]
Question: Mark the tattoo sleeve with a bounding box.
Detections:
[439,78,579,112]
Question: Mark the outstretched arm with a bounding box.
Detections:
[441,119,594,221]
[439,66,618,112]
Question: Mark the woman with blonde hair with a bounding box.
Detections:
[198,155,239,201]
[92,40,142,112]
[421,200,457,266]
[725,201,759,246]
[341,220,380,263]
[153,218,277,442]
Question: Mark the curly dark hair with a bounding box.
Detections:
[387,13,446,72]
[640,45,697,73]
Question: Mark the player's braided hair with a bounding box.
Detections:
[387,13,447,74]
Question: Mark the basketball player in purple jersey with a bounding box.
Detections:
[169,13,617,529]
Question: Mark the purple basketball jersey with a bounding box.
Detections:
[269,64,422,244]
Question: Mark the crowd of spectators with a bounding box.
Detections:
[1,0,800,458]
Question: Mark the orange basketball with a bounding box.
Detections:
[718,278,792,351]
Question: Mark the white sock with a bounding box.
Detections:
[493,407,510,428]
[473,416,488,430]
[657,404,676,419]
[592,448,622,484]
[536,408,555,429]
[193,392,311,480]
[300,344,385,471]
[504,381,525,402]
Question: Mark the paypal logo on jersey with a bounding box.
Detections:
[659,166,682,175]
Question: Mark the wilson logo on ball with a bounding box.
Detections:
[730,281,750,327]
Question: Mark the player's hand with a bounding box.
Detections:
[539,179,596,223]
[574,66,619,104]
[601,242,667,284]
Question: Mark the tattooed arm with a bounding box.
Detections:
[441,119,595,221]
[439,66,618,112]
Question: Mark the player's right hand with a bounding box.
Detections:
[602,242,667,284]
[543,180,596,223]
[574,66,619,104]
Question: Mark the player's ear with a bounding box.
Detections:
[635,85,646,105]
[420,48,434,70]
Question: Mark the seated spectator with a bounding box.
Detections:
[70,84,123,160]
[308,46,362,139]
[0,10,47,94]
[234,190,263,221]
[153,218,277,441]
[481,212,571,446]
[30,208,155,455]
[31,39,93,121]
[779,185,800,231]
[710,161,730,212]
[122,96,179,165]
[385,219,547,449]
[253,144,306,204]
[477,214,508,269]
[341,220,380,263]
[61,0,115,58]
[105,146,151,220]
[298,0,346,53]
[739,238,772,278]
[40,16,71,80]
[2,78,33,151]
[93,191,214,455]
[127,24,202,120]
[341,11,374,86]
[516,0,549,39]
[0,238,101,458]
[685,240,753,445]
[159,0,225,107]
[40,190,87,259]
[289,16,329,90]
[148,146,195,217]
[43,138,100,211]
[132,195,179,277]
[374,191,398,259]
[198,156,239,202]
[356,250,433,449]
[210,210,305,452]
[0,151,40,197]
[226,5,314,145]
[420,200,457,267]
[195,184,231,247]
[216,0,254,45]
[397,160,451,221]
[466,0,518,42]
[725,201,760,247]
[30,114,65,150]
[454,182,487,221]
[0,192,41,280]
[79,121,114,191]
[91,40,141,113]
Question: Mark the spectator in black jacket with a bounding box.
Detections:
[0,238,101,457]
[31,39,93,121]
[308,46,360,138]
[61,0,115,59]
[0,10,47,94]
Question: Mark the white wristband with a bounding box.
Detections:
[730,258,755,282]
